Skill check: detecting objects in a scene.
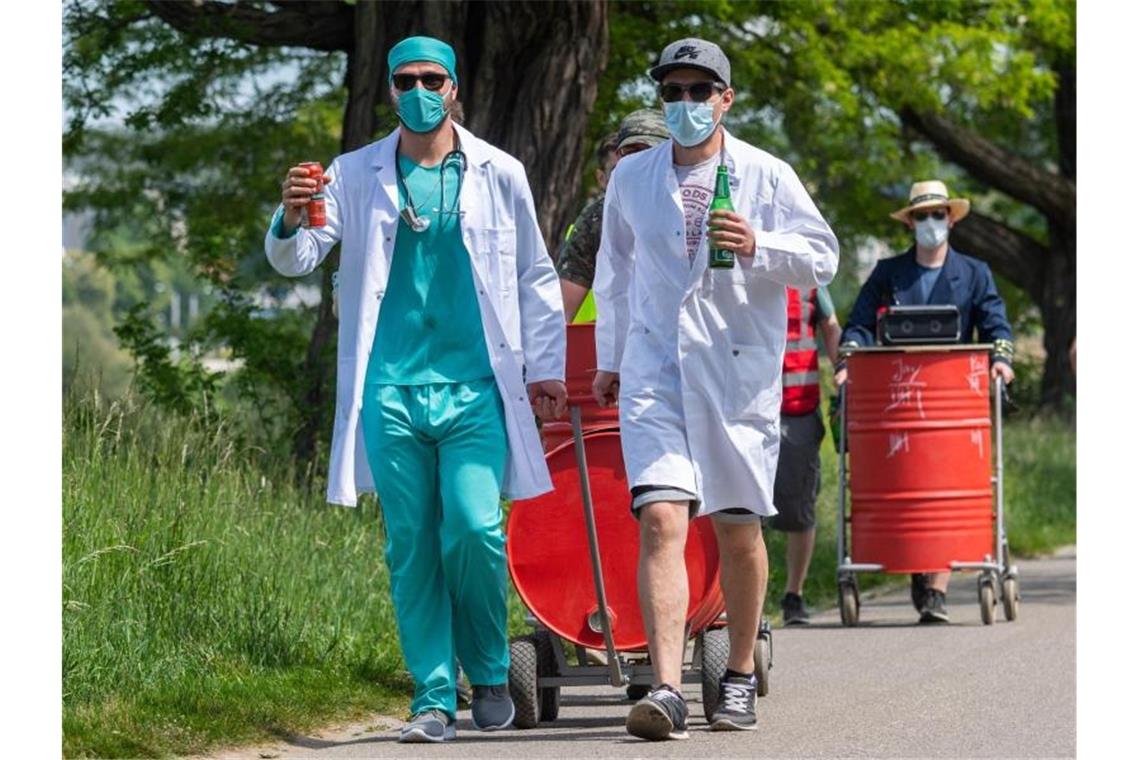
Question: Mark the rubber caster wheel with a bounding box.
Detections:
[1002,576,1020,622]
[508,635,541,728]
[699,628,730,724]
[753,622,772,697]
[839,581,860,627]
[534,630,561,722]
[978,575,997,626]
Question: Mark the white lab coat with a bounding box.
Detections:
[265,124,565,506]
[594,129,838,517]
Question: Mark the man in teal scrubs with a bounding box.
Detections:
[270,36,567,743]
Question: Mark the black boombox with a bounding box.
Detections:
[876,305,961,345]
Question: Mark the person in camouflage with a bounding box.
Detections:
[557,109,670,322]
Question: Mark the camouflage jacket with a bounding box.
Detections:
[555,194,605,288]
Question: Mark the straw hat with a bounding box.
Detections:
[890,180,971,223]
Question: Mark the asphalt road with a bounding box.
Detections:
[209,551,1075,759]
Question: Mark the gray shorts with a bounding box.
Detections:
[766,409,825,532]
[630,487,761,523]
[631,485,700,519]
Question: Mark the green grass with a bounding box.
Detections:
[63,395,410,757]
[64,392,1074,757]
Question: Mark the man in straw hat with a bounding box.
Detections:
[835,179,1014,624]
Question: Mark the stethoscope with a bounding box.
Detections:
[394,140,468,233]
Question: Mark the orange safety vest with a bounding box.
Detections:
[782,287,820,415]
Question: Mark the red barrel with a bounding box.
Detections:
[847,348,994,573]
[508,429,724,651]
[541,323,619,452]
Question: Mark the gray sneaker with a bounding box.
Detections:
[471,684,515,730]
[710,674,758,731]
[399,710,456,743]
[626,684,690,741]
[781,592,811,626]
[919,589,950,624]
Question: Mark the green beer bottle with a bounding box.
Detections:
[708,164,736,269]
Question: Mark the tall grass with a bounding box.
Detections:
[63,393,408,757]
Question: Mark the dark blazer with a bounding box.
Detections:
[841,246,1013,362]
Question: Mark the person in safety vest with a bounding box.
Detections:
[266,36,566,743]
[556,109,670,323]
[593,38,838,740]
[836,180,1014,624]
[767,286,841,625]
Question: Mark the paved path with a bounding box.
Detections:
[208,552,1075,759]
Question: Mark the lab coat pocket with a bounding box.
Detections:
[476,226,517,290]
[725,343,779,421]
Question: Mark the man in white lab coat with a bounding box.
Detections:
[593,38,838,740]
[266,36,566,743]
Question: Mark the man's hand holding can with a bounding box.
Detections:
[280,163,333,233]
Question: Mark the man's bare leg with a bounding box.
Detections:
[928,571,951,593]
[783,527,815,596]
[714,518,768,674]
[638,501,690,688]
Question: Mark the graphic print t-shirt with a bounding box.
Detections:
[674,155,718,267]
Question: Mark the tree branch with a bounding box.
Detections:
[949,211,1047,301]
[146,0,353,52]
[900,107,1075,229]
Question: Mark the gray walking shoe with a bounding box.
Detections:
[399,709,456,743]
[919,589,951,623]
[710,673,758,731]
[471,684,515,730]
[626,684,690,740]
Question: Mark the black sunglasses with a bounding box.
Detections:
[657,81,725,103]
[392,72,449,92]
[911,209,947,222]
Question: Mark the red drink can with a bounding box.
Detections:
[300,161,326,228]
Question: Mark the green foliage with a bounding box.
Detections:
[64,0,346,446]
[63,250,134,398]
[112,305,220,414]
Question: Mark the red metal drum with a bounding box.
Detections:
[508,428,725,651]
[847,348,994,573]
[541,324,619,452]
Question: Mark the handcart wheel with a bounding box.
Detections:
[700,628,730,724]
[626,684,650,701]
[1002,576,1020,622]
[839,581,860,627]
[753,621,772,697]
[977,575,997,626]
[534,630,561,722]
[508,635,541,728]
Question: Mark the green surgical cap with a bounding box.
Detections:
[388,36,458,85]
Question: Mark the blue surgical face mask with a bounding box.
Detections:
[396,85,450,133]
[664,101,719,147]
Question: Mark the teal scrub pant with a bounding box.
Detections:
[360,378,510,718]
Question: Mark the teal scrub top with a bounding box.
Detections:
[366,154,493,385]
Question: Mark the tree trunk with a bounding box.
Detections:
[291,0,608,467]
[463,1,609,244]
[1040,222,1076,407]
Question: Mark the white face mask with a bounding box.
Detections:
[914,217,949,249]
